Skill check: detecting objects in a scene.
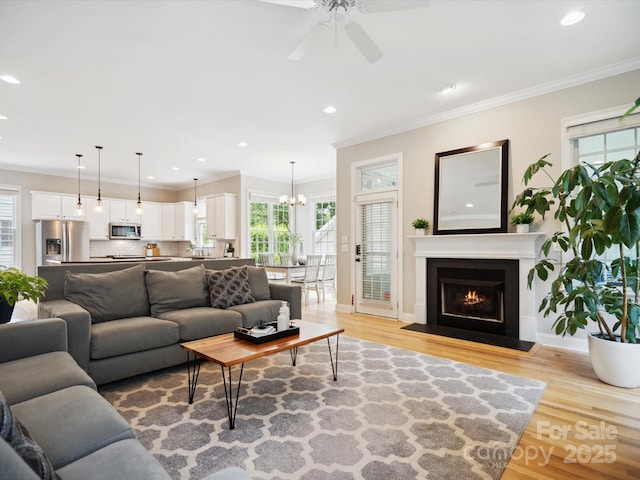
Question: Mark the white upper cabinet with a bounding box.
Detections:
[161,202,195,241]
[141,202,162,240]
[109,199,141,224]
[32,192,86,220]
[85,198,110,239]
[206,193,236,240]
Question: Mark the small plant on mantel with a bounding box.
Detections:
[411,218,430,234]
[511,96,640,388]
[510,212,535,225]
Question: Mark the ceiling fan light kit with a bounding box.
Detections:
[262,0,430,63]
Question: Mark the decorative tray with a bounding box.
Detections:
[234,322,300,344]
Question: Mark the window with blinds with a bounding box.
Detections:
[360,201,392,305]
[0,187,19,268]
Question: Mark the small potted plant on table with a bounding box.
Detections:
[411,218,430,235]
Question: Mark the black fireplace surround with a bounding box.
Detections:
[427,258,519,339]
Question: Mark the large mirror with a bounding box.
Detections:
[433,139,509,235]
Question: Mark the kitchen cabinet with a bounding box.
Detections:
[206,193,236,240]
[161,202,195,241]
[141,202,162,240]
[32,192,86,220]
[109,199,141,224]
[85,198,110,239]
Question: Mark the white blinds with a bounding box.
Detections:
[360,201,392,305]
[567,112,640,139]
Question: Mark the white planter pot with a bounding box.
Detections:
[414,228,426,236]
[515,224,530,233]
[588,332,640,388]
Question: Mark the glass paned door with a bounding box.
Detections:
[355,191,397,318]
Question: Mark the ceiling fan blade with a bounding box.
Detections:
[359,0,431,13]
[346,22,383,64]
[257,0,318,9]
[288,22,328,61]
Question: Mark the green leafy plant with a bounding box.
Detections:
[0,267,48,307]
[411,218,430,230]
[510,212,535,225]
[511,98,640,344]
[289,232,303,246]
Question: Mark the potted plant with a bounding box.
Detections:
[411,218,430,235]
[510,212,535,233]
[512,97,640,388]
[0,266,48,323]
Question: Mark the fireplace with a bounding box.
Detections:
[427,258,519,339]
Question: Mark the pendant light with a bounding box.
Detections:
[279,161,306,206]
[135,152,143,215]
[75,154,84,216]
[193,178,198,215]
[94,146,103,213]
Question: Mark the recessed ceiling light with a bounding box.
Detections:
[172,167,180,171]
[147,175,155,180]
[561,11,585,26]
[197,157,206,162]
[238,142,248,147]
[440,84,457,95]
[323,105,337,114]
[0,115,7,120]
[0,75,20,84]
[465,203,474,208]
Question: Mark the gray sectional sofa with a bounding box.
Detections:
[0,318,250,480]
[37,259,301,385]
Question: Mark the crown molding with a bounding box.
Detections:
[334,57,640,150]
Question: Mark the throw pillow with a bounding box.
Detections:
[64,264,149,323]
[207,267,255,309]
[245,266,271,301]
[145,264,209,316]
[0,391,59,480]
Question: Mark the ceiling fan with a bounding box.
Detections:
[259,0,431,64]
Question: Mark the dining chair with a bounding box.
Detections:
[291,254,322,306]
[278,252,291,265]
[319,254,336,301]
[257,253,275,266]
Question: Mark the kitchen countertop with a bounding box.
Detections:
[51,256,231,264]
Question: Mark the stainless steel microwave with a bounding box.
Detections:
[109,223,142,240]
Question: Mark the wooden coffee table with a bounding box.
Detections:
[180,320,344,429]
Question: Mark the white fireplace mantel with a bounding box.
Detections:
[410,233,545,342]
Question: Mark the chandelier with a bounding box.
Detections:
[279,161,306,206]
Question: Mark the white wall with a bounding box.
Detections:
[335,69,640,347]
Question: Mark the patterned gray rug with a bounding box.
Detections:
[99,336,546,480]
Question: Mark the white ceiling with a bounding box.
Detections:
[0,0,639,190]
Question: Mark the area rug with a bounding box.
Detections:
[99,336,546,480]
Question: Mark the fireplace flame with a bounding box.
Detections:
[463,290,483,305]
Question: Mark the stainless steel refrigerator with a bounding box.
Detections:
[35,220,90,266]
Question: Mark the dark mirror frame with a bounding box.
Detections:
[433,139,509,235]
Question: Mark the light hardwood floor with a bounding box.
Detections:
[14,298,640,478]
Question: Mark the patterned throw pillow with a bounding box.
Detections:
[0,391,59,480]
[207,266,255,309]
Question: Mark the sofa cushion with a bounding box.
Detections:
[228,299,284,328]
[158,307,243,341]
[0,351,96,406]
[11,386,135,470]
[64,264,149,323]
[207,267,255,309]
[145,264,209,316]
[0,390,58,480]
[0,437,41,480]
[90,317,180,360]
[245,266,271,301]
[55,438,171,480]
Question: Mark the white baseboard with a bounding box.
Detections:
[536,333,588,352]
[335,303,353,314]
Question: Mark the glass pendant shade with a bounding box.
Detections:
[280,161,306,206]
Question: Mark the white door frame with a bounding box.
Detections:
[349,154,403,319]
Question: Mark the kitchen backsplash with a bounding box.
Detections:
[90,240,193,258]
